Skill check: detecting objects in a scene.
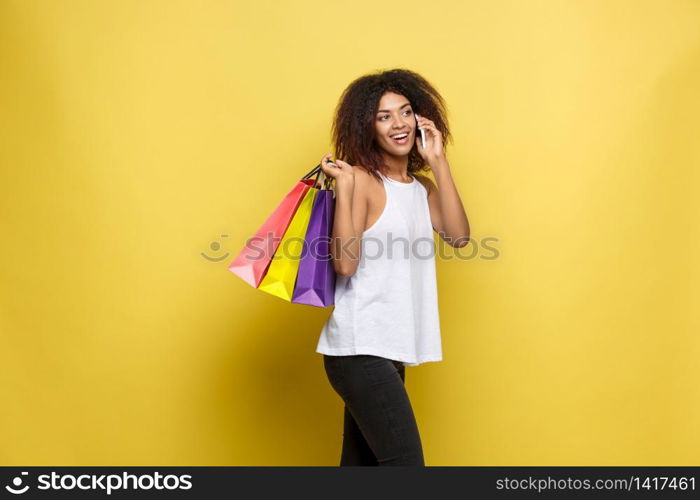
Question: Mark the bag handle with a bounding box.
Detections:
[303,164,323,178]
[318,168,337,192]
[302,163,336,192]
[322,172,334,191]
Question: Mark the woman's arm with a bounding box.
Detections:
[414,114,470,248]
[418,159,470,248]
[430,157,470,248]
[320,156,367,276]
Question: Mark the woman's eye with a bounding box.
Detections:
[379,110,411,120]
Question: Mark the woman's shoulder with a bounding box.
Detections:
[353,166,383,192]
[354,165,381,183]
[352,166,384,210]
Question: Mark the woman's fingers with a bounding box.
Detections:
[319,157,336,177]
[320,163,337,178]
[416,115,434,126]
[318,154,356,180]
[320,154,344,178]
[422,123,442,140]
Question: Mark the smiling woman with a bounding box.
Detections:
[329,69,452,185]
[314,68,470,467]
[377,100,414,148]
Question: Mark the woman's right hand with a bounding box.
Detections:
[319,153,355,190]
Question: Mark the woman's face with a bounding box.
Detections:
[373,91,416,157]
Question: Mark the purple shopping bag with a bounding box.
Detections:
[291,174,336,307]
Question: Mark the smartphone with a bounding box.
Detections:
[416,114,426,149]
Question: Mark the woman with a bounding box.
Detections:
[317,68,470,466]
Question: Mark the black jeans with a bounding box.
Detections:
[323,354,425,466]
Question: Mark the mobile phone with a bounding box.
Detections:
[416,114,426,149]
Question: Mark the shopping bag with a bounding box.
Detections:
[228,165,321,287]
[291,174,336,307]
[257,178,320,301]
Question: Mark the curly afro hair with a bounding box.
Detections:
[331,68,451,183]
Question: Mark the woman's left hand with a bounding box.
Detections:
[415,114,445,166]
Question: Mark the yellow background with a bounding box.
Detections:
[1,0,698,465]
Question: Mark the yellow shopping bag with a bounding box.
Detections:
[257,186,319,301]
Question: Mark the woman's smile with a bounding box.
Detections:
[390,131,411,145]
[375,91,416,153]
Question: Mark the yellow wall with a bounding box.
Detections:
[1,0,698,465]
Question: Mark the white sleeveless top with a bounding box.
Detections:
[316,170,442,367]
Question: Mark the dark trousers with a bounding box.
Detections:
[323,354,425,466]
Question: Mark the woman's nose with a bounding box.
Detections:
[393,118,409,129]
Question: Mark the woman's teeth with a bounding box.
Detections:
[391,133,409,144]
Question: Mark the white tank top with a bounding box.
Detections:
[316,170,442,367]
